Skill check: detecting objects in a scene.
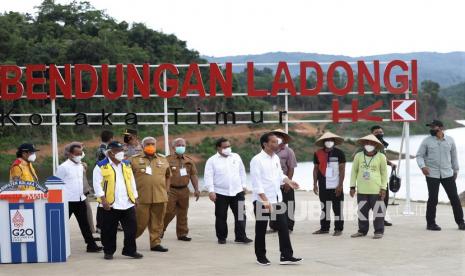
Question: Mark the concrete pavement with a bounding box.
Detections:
[2,191,465,275]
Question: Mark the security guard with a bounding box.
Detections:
[131,137,171,252]
[163,138,200,241]
[123,129,143,158]
[10,143,40,190]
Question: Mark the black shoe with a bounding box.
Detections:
[178,236,192,241]
[218,239,226,244]
[280,256,303,265]
[256,256,271,266]
[234,237,253,244]
[426,224,442,231]
[87,245,103,253]
[458,223,465,230]
[151,245,168,252]
[312,229,329,234]
[384,220,393,226]
[122,252,144,259]
[104,254,113,260]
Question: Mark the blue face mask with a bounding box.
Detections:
[175,146,186,155]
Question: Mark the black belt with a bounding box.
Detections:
[171,185,188,189]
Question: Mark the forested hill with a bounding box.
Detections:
[204,51,465,88]
[0,0,204,65]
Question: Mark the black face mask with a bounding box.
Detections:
[375,134,389,148]
[430,129,439,136]
[124,135,132,143]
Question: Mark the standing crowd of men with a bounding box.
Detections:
[8,119,465,265]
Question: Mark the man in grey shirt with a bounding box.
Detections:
[416,120,465,231]
[269,129,298,232]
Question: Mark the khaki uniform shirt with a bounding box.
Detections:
[131,153,171,203]
[125,143,143,158]
[167,154,197,187]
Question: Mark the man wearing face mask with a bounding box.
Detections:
[56,143,103,253]
[93,141,143,260]
[269,129,298,233]
[371,125,397,226]
[204,137,252,244]
[312,132,346,236]
[10,143,40,191]
[131,137,172,252]
[250,132,302,265]
[416,120,465,231]
[123,129,143,158]
[163,138,200,241]
[350,135,388,239]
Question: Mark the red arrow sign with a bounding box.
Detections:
[391,99,417,122]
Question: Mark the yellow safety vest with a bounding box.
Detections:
[96,158,135,204]
[9,158,38,191]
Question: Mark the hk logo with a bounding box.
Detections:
[12,210,24,228]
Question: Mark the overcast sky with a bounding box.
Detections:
[3,0,465,57]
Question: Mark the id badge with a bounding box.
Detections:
[362,171,370,180]
[326,167,334,177]
[180,168,188,176]
[145,166,152,175]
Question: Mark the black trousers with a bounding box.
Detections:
[426,176,464,226]
[68,201,97,246]
[96,206,104,230]
[384,187,389,211]
[215,192,247,241]
[318,186,344,231]
[254,201,293,259]
[101,206,137,255]
[357,194,385,234]
[270,187,295,231]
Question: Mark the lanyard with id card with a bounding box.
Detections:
[325,151,334,177]
[179,164,188,176]
[145,165,152,175]
[362,154,375,180]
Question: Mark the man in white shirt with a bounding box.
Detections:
[56,143,102,253]
[250,132,302,266]
[205,137,253,245]
[93,141,143,260]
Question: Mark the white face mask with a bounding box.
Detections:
[277,137,283,145]
[364,145,376,152]
[27,153,37,162]
[324,141,335,148]
[114,151,125,161]
[221,147,232,156]
[72,152,85,163]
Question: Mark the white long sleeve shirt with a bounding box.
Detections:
[250,150,288,203]
[55,159,86,202]
[92,160,138,210]
[204,152,247,196]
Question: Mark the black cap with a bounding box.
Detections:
[18,143,40,153]
[108,141,124,150]
[426,120,444,127]
[123,129,137,136]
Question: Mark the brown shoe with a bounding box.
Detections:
[333,231,343,236]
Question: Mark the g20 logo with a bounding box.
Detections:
[12,228,34,237]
